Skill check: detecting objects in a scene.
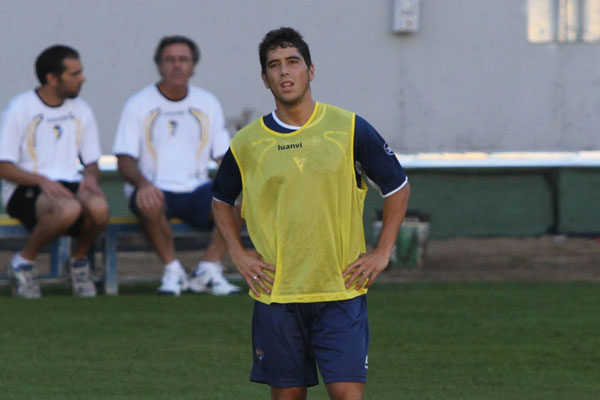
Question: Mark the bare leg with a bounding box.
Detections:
[72,190,109,259]
[20,194,82,260]
[203,205,243,262]
[136,197,176,264]
[325,382,364,400]
[202,228,228,262]
[271,386,307,400]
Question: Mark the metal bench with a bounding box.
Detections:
[102,217,220,295]
[0,215,250,296]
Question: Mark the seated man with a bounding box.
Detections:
[113,35,240,296]
[0,45,109,298]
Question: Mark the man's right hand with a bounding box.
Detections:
[230,248,276,297]
[38,177,75,199]
[135,183,164,211]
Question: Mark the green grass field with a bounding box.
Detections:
[0,281,599,399]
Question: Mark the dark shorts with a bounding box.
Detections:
[129,182,214,230]
[250,295,369,388]
[6,181,82,235]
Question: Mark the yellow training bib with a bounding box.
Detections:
[231,103,367,304]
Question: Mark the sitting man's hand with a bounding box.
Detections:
[136,183,164,211]
[39,177,75,199]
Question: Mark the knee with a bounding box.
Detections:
[327,383,364,400]
[58,199,83,227]
[136,198,166,220]
[86,196,110,227]
[271,387,307,400]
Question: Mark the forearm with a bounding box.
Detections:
[376,183,411,256]
[342,182,411,288]
[0,161,47,186]
[213,198,275,296]
[82,163,101,180]
[117,155,151,188]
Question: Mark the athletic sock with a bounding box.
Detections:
[12,253,35,270]
[164,259,183,271]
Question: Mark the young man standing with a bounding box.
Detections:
[113,36,240,296]
[212,28,411,399]
[0,45,108,298]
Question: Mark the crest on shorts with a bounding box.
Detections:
[255,348,265,365]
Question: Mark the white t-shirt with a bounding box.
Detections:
[113,84,230,197]
[0,90,101,207]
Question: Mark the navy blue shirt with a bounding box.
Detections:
[212,112,408,206]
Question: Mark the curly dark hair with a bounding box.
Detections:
[35,45,79,84]
[259,27,312,74]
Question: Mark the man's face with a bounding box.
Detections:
[262,46,314,107]
[56,57,85,99]
[158,43,195,88]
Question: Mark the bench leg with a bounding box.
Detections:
[50,237,71,278]
[103,229,119,295]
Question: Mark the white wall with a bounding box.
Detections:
[1,0,600,154]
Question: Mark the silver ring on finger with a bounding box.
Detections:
[252,275,258,280]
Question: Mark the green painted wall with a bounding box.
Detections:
[557,168,600,235]
[99,171,134,218]
[364,168,557,240]
[405,169,556,239]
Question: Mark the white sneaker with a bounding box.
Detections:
[70,258,97,298]
[8,254,41,299]
[158,261,189,296]
[189,261,241,296]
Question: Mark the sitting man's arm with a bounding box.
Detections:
[78,162,104,196]
[0,161,74,199]
[116,154,163,211]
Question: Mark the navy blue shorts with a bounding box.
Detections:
[250,295,369,388]
[129,182,214,230]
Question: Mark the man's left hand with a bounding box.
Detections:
[342,249,391,289]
